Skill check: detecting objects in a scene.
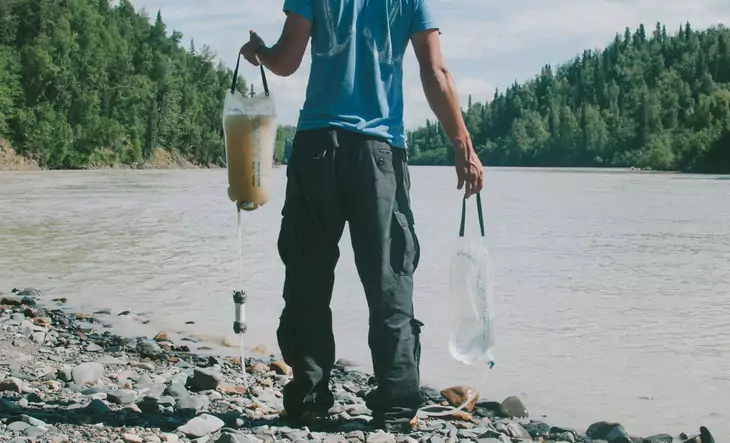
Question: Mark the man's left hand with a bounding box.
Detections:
[240,30,265,66]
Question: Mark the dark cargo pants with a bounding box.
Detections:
[276,127,423,429]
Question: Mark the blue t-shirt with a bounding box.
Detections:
[282,0,438,148]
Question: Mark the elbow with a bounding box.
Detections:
[275,60,301,77]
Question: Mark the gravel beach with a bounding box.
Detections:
[0,287,715,443]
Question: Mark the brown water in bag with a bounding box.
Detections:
[222,55,277,211]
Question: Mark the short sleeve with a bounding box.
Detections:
[410,0,439,36]
[283,0,313,22]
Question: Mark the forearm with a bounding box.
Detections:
[256,44,296,77]
[420,66,471,151]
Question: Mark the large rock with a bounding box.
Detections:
[440,385,479,412]
[192,368,223,391]
[176,394,210,416]
[177,414,224,438]
[136,340,162,359]
[499,396,528,418]
[0,377,27,393]
[585,421,631,443]
[107,389,137,405]
[71,363,105,385]
[505,422,531,440]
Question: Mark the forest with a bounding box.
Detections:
[0,0,728,172]
[406,22,730,173]
[0,0,294,168]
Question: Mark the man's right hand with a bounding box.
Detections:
[453,136,484,198]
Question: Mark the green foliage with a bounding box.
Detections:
[407,22,730,173]
[0,0,295,169]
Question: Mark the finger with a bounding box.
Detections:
[457,172,464,190]
[465,178,473,198]
[475,170,484,194]
[476,175,484,194]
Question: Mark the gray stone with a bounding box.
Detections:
[505,422,531,440]
[192,368,223,391]
[367,432,396,443]
[178,414,225,438]
[524,421,550,439]
[108,389,137,404]
[7,421,32,432]
[136,340,162,358]
[23,426,49,438]
[216,434,258,443]
[165,382,189,398]
[86,343,104,352]
[0,376,27,392]
[72,362,105,385]
[586,422,631,443]
[499,396,528,418]
[85,398,109,415]
[136,373,156,388]
[176,394,210,415]
[14,415,48,427]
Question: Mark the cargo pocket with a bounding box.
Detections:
[391,211,416,276]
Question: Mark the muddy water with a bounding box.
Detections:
[1,167,728,438]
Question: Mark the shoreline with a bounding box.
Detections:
[0,288,715,443]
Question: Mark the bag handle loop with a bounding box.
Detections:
[230,53,270,96]
[459,192,485,238]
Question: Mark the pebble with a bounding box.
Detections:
[178,414,225,438]
[71,362,105,385]
[0,286,714,443]
[123,434,144,443]
[193,367,223,390]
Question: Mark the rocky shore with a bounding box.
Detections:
[0,288,715,443]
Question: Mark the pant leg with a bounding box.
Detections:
[276,128,346,416]
[338,129,424,429]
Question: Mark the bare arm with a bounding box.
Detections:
[410,29,471,150]
[410,29,484,196]
[243,12,311,77]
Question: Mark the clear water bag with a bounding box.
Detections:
[448,193,496,367]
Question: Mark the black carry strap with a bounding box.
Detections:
[230,53,270,96]
[459,193,485,238]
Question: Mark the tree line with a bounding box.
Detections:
[1,1,728,172]
[0,0,295,168]
[406,22,730,173]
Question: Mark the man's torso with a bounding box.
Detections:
[292,0,423,148]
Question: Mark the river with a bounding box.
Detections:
[1,167,728,439]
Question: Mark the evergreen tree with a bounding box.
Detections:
[406,22,730,173]
[0,0,295,168]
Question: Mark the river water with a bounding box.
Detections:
[1,167,728,438]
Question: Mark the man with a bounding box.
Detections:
[240,0,484,432]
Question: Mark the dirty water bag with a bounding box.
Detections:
[222,54,277,211]
[448,193,496,367]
